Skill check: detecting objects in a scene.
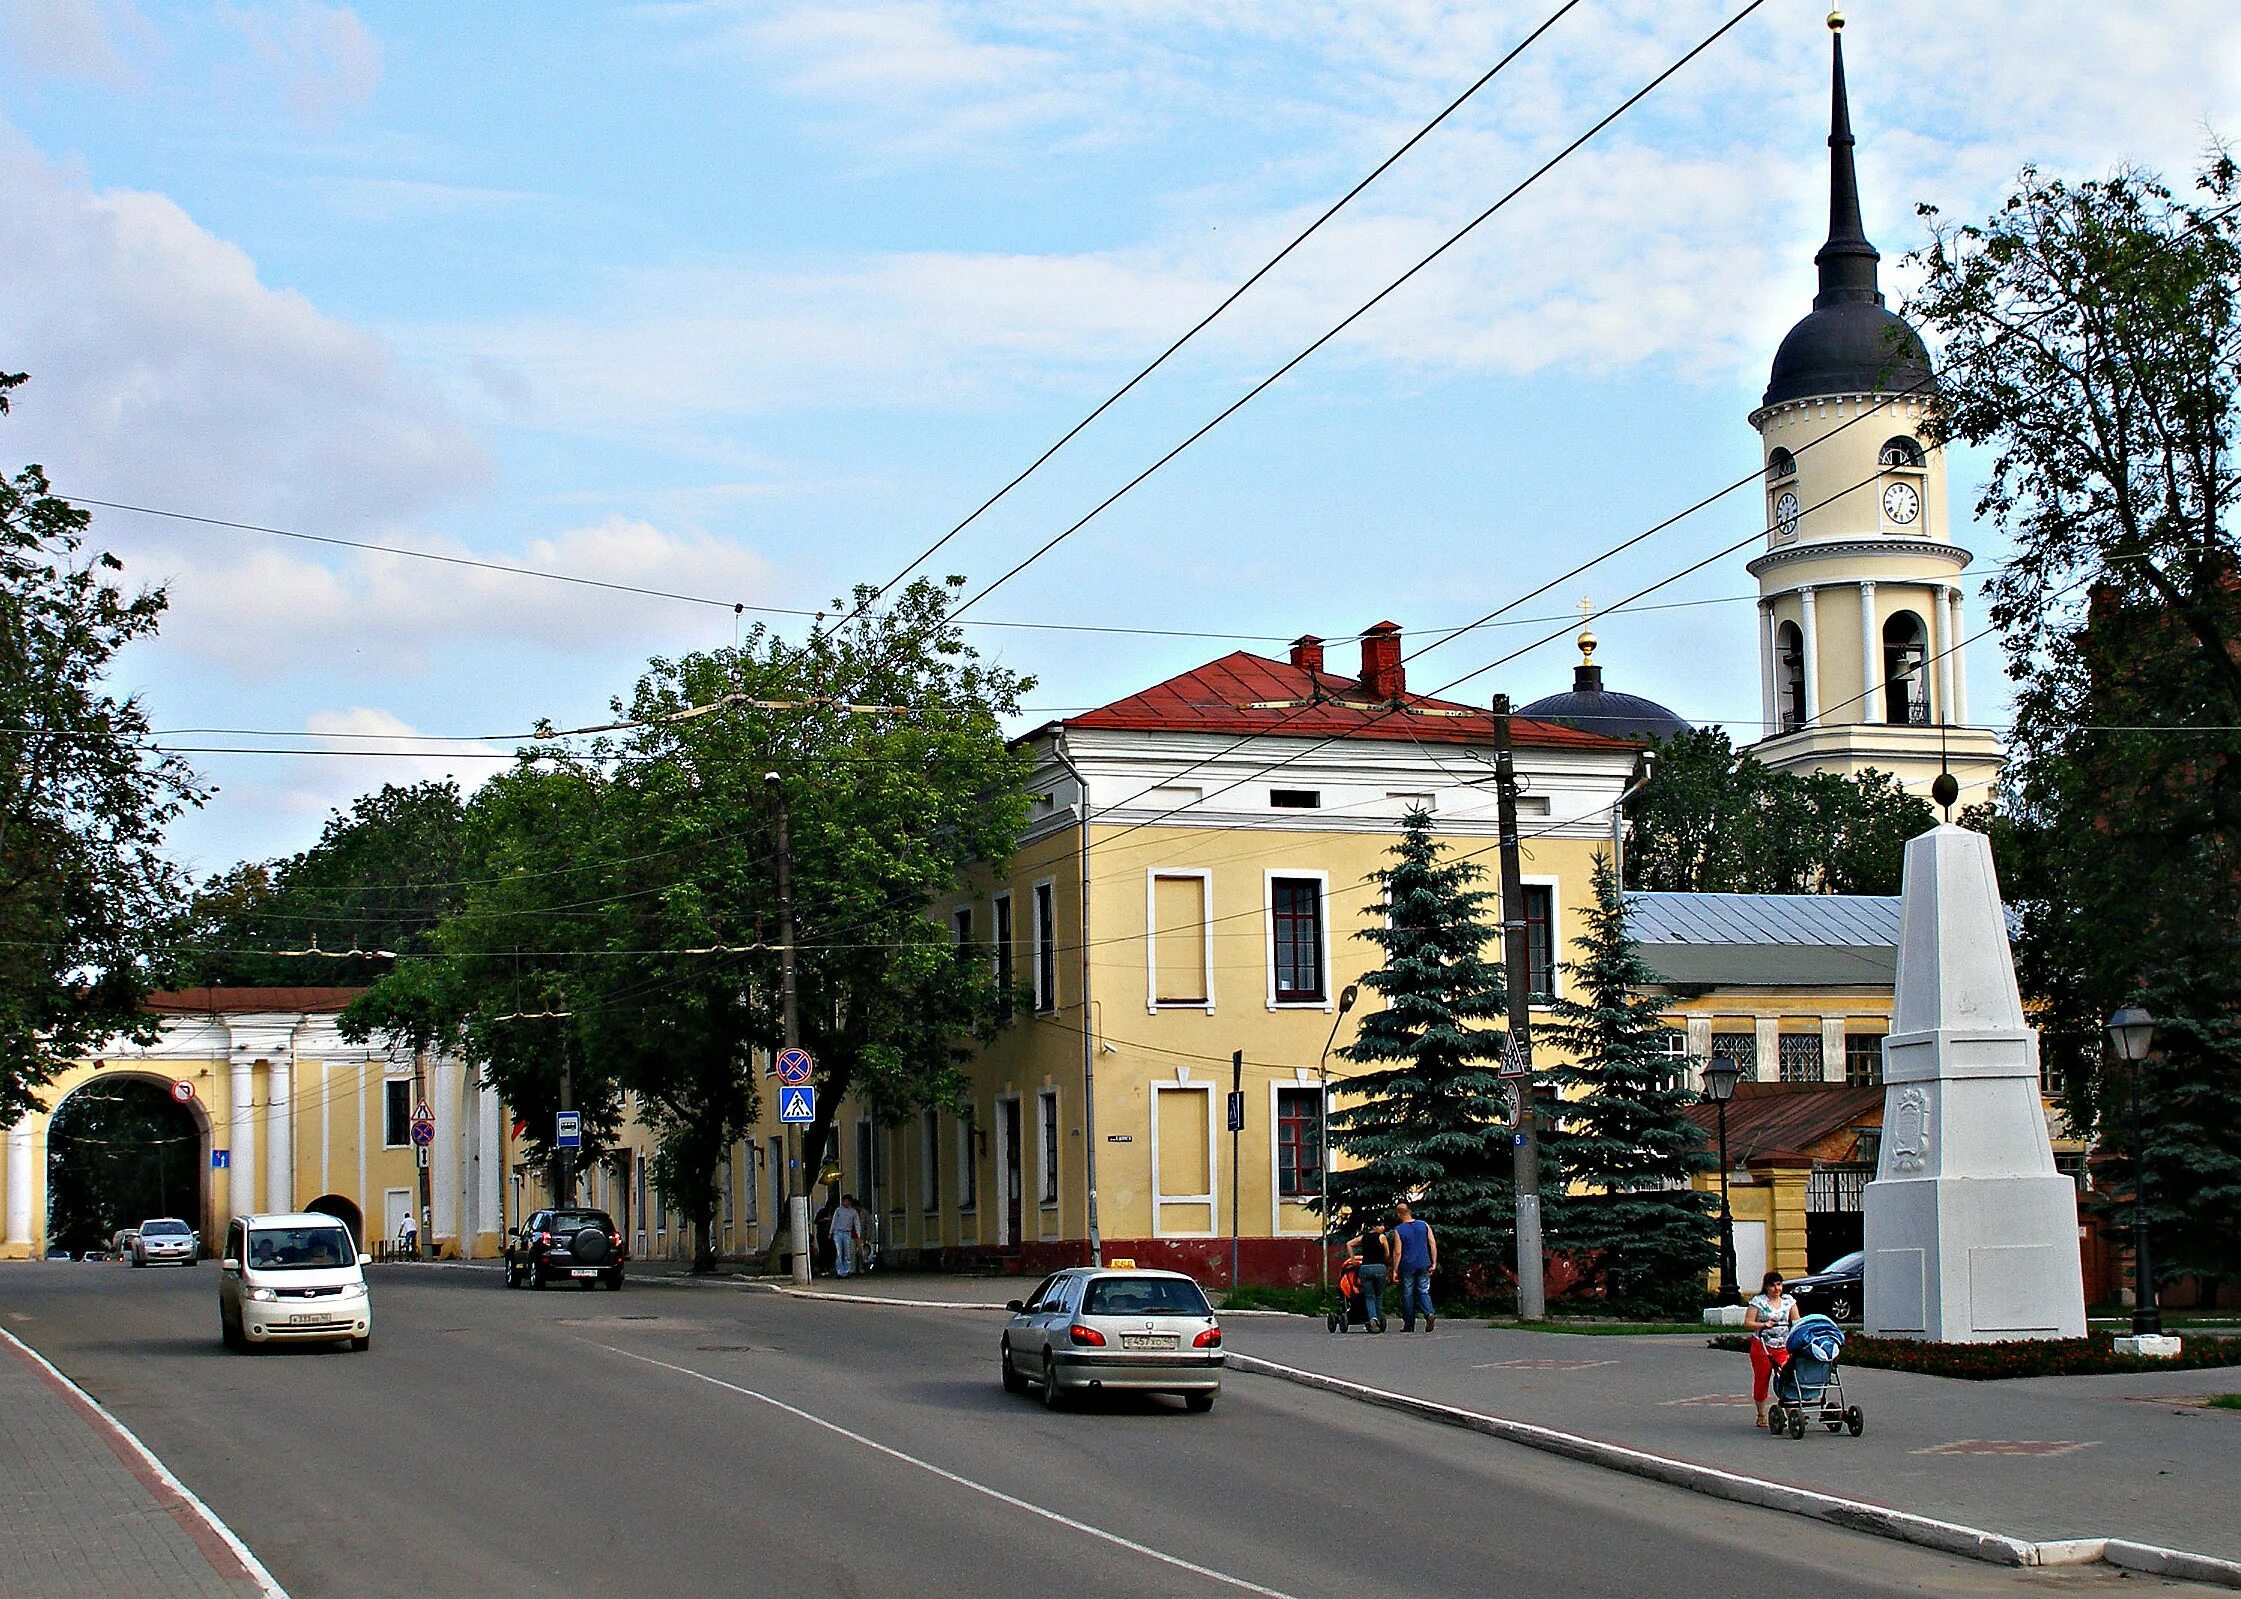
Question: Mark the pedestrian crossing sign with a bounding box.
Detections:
[778,1085,816,1124]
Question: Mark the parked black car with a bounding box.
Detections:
[1786,1250,1864,1323]
[504,1208,626,1290]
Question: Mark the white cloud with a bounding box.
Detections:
[221,0,382,121]
[0,0,161,86]
[273,707,495,819]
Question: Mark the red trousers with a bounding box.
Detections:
[1748,1339,1789,1400]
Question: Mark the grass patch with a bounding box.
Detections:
[2207,1392,2241,1410]
[1707,1329,2241,1379]
[1216,1284,1333,1316]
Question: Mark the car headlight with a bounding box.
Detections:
[339,1282,367,1298]
[249,1287,277,1302]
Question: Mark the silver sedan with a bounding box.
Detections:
[1000,1267,1223,1411]
[131,1218,198,1266]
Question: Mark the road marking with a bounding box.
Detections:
[598,1343,1302,1599]
[1472,1358,1617,1370]
[0,1323,291,1598]
[1913,1440,2098,1458]
[1661,1394,1755,1406]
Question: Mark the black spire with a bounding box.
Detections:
[1813,17,1882,309]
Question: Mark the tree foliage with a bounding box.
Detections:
[1539,853,1714,1311]
[1908,156,2241,1279]
[1623,727,1935,895]
[0,373,204,1122]
[1322,810,1516,1278]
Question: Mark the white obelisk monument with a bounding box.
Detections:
[1862,825,2086,1342]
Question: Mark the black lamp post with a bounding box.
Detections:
[1317,982,1360,1300]
[2106,1004,2159,1337]
[1703,1055,1742,1305]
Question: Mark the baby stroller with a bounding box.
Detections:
[1767,1314,1863,1440]
[1325,1260,1385,1333]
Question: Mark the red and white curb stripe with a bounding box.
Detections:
[0,1324,291,1597]
[1225,1351,2241,1589]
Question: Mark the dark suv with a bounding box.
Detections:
[505,1209,625,1290]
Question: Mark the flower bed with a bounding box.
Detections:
[1706,1329,2241,1378]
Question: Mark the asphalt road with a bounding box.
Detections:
[0,1262,2219,1599]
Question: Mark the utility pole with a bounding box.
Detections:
[768,772,811,1287]
[556,1056,575,1207]
[412,1048,433,1260]
[1229,1050,1244,1291]
[1491,695,1546,1321]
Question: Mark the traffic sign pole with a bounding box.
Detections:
[769,772,811,1286]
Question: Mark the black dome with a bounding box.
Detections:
[1764,301,1931,408]
[1520,664,1691,744]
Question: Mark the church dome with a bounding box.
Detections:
[1518,627,1691,744]
[1764,301,1931,409]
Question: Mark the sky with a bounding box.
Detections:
[3,0,2238,874]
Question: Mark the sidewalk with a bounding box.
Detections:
[0,1325,284,1598]
[1224,1314,2241,1567]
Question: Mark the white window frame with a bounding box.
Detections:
[1144,867,1216,1014]
[381,1078,412,1149]
[1031,877,1057,1014]
[991,1091,1020,1245]
[1519,874,1563,1008]
[950,902,973,944]
[956,1111,978,1212]
[1036,1088,1060,1211]
[1264,869,1333,1011]
[1149,1080,1217,1239]
[1267,1076,1326,1236]
[740,1140,758,1224]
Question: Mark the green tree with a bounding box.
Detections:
[1908,155,2241,1280]
[1322,809,1516,1285]
[0,373,204,1122]
[1624,727,1934,895]
[1539,854,1714,1311]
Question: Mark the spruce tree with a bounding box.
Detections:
[1540,853,1715,1311]
[1323,809,1515,1281]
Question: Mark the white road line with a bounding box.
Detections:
[0,1324,292,1599]
[597,1343,1303,1599]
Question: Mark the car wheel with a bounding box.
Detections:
[1829,1295,1856,1322]
[529,1261,545,1291]
[1184,1392,1215,1414]
[605,1270,623,1292]
[1001,1341,1027,1394]
[349,1335,371,1352]
[1040,1354,1067,1410]
[221,1315,242,1352]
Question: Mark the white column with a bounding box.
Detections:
[318,1061,331,1196]
[229,1057,256,1224]
[1753,1015,1781,1082]
[477,1071,504,1258]
[6,1115,32,1246]
[1757,599,1777,737]
[1930,585,1955,726]
[432,1057,460,1246]
[1797,586,1822,726]
[265,1057,293,1214]
[1821,1016,1848,1085]
[1857,581,1878,726]
[1684,1014,1713,1094]
[1948,587,1969,723]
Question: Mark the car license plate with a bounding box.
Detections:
[571,1269,599,1278]
[286,1313,328,1324]
[1122,1334,1175,1350]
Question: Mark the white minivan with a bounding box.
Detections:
[218,1212,373,1352]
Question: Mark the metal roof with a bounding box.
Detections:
[1627,892,1901,949]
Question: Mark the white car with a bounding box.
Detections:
[1000,1267,1223,1410]
[219,1212,373,1352]
[131,1218,198,1266]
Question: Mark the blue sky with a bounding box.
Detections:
[4,0,2237,872]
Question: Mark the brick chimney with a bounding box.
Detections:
[1359,621,1405,701]
[1289,634,1325,674]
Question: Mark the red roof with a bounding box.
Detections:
[144,987,370,1016]
[1063,650,1632,749]
[1682,1081,1885,1164]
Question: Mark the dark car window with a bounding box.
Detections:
[1817,1251,1864,1276]
[141,1219,191,1237]
[1083,1277,1212,1318]
[1023,1274,1059,1311]
[549,1211,615,1232]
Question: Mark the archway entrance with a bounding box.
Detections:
[306,1194,364,1248]
[46,1075,210,1257]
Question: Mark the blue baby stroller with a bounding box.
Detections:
[1767,1314,1863,1440]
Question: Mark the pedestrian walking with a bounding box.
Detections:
[396,1210,418,1258]
[831,1193,863,1277]
[1392,1201,1437,1332]
[1349,1216,1391,1331]
[1744,1270,1799,1429]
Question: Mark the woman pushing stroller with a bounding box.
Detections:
[1744,1270,1797,1429]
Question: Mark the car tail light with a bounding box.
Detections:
[1068,1324,1106,1347]
[610,1233,622,1250]
[534,1231,551,1246]
[1193,1326,1222,1349]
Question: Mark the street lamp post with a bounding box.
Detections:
[2106,1005,2159,1337]
[1703,1055,1741,1305]
[1317,984,1360,1301]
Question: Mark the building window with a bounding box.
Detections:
[1845,1033,1886,1087]
[957,1113,977,1211]
[1523,884,1555,1003]
[1033,881,1056,1013]
[992,892,1014,998]
[921,1111,941,1212]
[1152,1083,1215,1238]
[1038,1090,1060,1207]
[1778,1032,1825,1083]
[1878,436,1925,468]
[1766,446,1797,480]
[1149,871,1212,1007]
[1711,1031,1758,1083]
[1777,619,1807,733]
[1276,1086,1322,1198]
[951,905,972,946]
[1660,1029,1691,1091]
[382,1080,411,1148]
[1269,789,1321,809]
[1270,876,1325,1003]
[1883,612,1929,726]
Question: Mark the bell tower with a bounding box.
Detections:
[1743,9,2003,810]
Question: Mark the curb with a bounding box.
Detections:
[749,1283,1013,1311]
[1224,1353,2241,1588]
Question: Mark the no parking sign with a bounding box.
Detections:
[171,1079,195,1104]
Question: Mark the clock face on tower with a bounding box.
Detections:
[1882,481,1921,525]
[1774,491,1801,539]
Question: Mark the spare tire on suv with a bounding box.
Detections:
[506,1208,626,1291]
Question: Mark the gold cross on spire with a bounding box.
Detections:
[1576,597,1597,665]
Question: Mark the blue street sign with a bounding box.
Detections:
[211,1149,230,1170]
[778,1085,816,1124]
[410,1120,436,1147]
[555,1111,581,1150]
[775,1047,814,1087]
[1226,1090,1245,1133]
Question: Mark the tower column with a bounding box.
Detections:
[1858,580,1878,724]
[1758,599,1778,736]
[229,1057,256,1225]
[1947,586,1969,722]
[1930,584,1955,726]
[6,1115,32,1247]
[265,1056,293,1214]
[1798,585,1822,725]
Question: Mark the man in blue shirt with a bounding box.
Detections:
[1393,1202,1437,1332]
